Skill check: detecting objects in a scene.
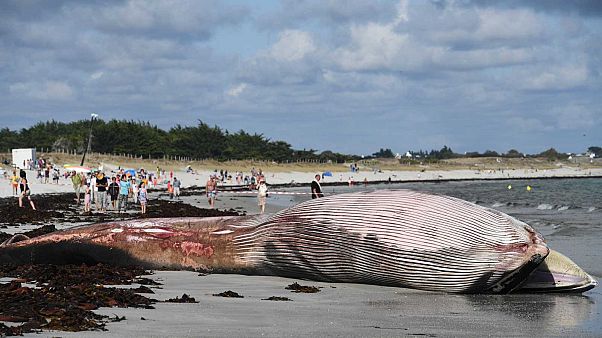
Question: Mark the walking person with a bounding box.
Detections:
[173,177,181,199]
[71,171,83,204]
[131,177,139,204]
[95,172,108,212]
[118,174,131,213]
[108,177,120,211]
[311,174,323,199]
[83,182,91,213]
[138,182,148,214]
[257,180,268,214]
[18,178,36,210]
[206,175,217,209]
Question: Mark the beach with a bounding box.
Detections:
[1,160,601,337]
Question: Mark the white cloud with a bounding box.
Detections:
[227,83,248,97]
[269,30,316,62]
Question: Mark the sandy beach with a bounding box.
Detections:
[1,160,601,337]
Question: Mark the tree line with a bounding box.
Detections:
[0,119,361,163]
[1,119,598,163]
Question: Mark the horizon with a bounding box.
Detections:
[2,1,601,155]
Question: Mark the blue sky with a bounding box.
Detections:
[1,0,601,155]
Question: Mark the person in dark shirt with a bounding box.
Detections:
[311,174,323,199]
[96,172,109,212]
[18,178,36,210]
[108,177,120,211]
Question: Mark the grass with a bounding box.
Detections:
[1,152,600,174]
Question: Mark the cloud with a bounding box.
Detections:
[521,65,589,91]
[227,83,248,97]
[9,81,74,100]
[269,30,316,62]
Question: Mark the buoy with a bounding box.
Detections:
[526,185,532,191]
[507,184,512,190]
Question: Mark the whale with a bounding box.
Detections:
[0,190,597,294]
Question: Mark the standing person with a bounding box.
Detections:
[173,177,181,199]
[131,178,139,204]
[18,178,36,210]
[71,172,82,204]
[44,165,50,184]
[257,180,268,214]
[206,175,217,209]
[311,174,323,199]
[118,174,131,213]
[89,173,96,204]
[95,172,108,212]
[108,177,120,211]
[83,182,91,213]
[167,180,173,199]
[138,182,148,214]
[10,170,19,196]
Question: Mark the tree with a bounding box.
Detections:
[372,148,395,158]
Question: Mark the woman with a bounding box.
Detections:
[18,178,36,210]
[257,180,268,214]
[138,182,148,214]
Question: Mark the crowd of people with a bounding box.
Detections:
[70,167,173,215]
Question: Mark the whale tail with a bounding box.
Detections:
[517,249,598,293]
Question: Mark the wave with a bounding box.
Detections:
[537,204,554,210]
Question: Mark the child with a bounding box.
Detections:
[138,182,147,214]
[84,182,91,213]
[18,178,36,210]
[10,170,19,196]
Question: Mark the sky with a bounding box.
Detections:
[1,0,601,155]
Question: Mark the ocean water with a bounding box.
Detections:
[273,178,602,336]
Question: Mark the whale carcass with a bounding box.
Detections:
[0,190,597,294]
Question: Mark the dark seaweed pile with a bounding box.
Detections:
[0,192,240,228]
[285,282,321,293]
[0,264,158,336]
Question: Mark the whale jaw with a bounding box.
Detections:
[516,249,598,293]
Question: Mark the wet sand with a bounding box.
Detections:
[1,188,601,337]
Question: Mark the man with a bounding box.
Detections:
[311,174,323,199]
[206,175,217,209]
[72,172,82,204]
[95,172,108,212]
[117,174,131,213]
[173,177,181,199]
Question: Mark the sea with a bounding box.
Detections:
[273,177,602,336]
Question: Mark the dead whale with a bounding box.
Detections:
[1,190,597,294]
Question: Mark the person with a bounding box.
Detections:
[108,177,120,210]
[71,172,82,204]
[52,168,60,184]
[138,182,148,214]
[18,178,36,210]
[19,168,26,180]
[257,180,268,214]
[89,173,96,203]
[173,177,181,199]
[96,172,108,212]
[167,180,173,199]
[44,165,50,184]
[131,177,139,204]
[118,174,131,213]
[206,175,217,208]
[311,174,323,199]
[10,170,19,196]
[83,182,91,213]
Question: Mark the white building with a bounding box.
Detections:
[12,148,36,168]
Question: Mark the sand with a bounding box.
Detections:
[2,165,601,199]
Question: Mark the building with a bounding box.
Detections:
[11,148,36,168]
